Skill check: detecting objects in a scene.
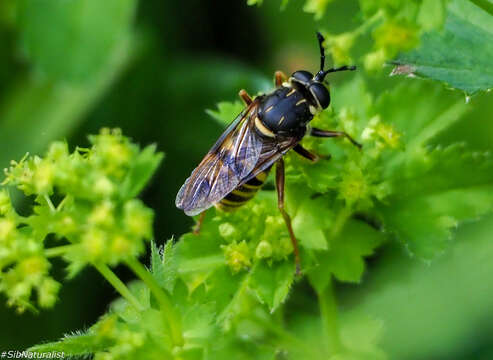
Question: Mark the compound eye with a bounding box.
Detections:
[291,70,313,84]
[309,83,331,109]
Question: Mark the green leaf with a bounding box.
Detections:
[246,0,263,5]
[28,330,110,356]
[175,347,204,360]
[182,302,217,344]
[175,213,226,293]
[150,239,178,294]
[292,195,330,251]
[308,219,386,292]
[369,80,493,259]
[120,145,164,199]
[393,0,493,95]
[388,144,493,196]
[417,0,448,31]
[379,186,493,259]
[331,314,387,360]
[198,267,247,323]
[17,0,137,83]
[248,260,294,312]
[378,145,493,258]
[110,280,150,324]
[205,101,244,127]
[374,82,468,154]
[303,0,334,19]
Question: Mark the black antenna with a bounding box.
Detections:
[324,65,357,74]
[316,31,326,72]
[315,31,357,82]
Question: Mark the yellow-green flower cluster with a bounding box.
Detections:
[222,241,252,273]
[361,115,403,156]
[0,186,60,312]
[213,192,295,272]
[338,161,390,210]
[0,129,163,311]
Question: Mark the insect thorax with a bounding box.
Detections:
[257,86,314,136]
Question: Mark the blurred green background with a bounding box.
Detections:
[1,0,493,359]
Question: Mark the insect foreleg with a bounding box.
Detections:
[276,158,301,275]
[238,89,253,106]
[310,127,362,149]
[274,71,287,87]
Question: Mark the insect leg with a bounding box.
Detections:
[238,89,253,106]
[293,144,320,162]
[276,158,301,275]
[274,71,287,87]
[310,127,362,149]
[193,211,206,235]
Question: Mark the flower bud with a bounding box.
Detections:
[255,240,273,259]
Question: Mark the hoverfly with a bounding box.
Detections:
[176,32,361,274]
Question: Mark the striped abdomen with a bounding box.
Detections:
[215,169,270,212]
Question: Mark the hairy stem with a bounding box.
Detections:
[125,257,184,347]
[94,262,144,312]
[469,0,493,16]
[318,278,342,355]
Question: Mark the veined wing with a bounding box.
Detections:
[240,134,301,185]
[176,102,263,216]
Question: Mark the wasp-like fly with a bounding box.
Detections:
[176,32,361,273]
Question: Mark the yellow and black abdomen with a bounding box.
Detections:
[215,170,270,212]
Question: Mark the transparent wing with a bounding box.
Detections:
[176,103,263,216]
[239,135,301,185]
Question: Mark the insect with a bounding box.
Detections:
[176,32,361,274]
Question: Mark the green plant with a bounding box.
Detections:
[1,0,493,359]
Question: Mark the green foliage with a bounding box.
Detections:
[1,0,492,359]
[0,129,162,312]
[393,0,493,95]
[9,76,493,359]
[0,0,137,170]
[250,0,450,71]
[252,0,493,96]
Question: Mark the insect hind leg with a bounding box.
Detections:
[193,211,207,235]
[276,158,301,275]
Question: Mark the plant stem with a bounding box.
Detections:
[354,9,385,36]
[93,262,145,312]
[44,194,56,212]
[125,257,184,347]
[44,244,79,258]
[251,314,322,359]
[56,196,69,211]
[318,278,342,356]
[469,0,493,16]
